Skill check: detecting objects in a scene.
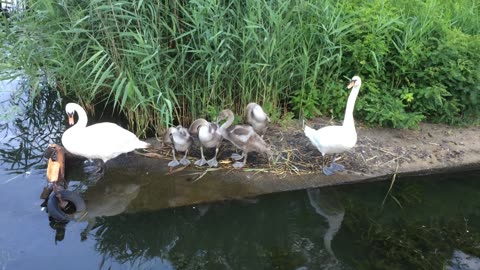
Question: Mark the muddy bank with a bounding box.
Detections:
[119,119,480,209]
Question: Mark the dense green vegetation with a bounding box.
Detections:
[1,0,479,135]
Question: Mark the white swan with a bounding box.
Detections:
[61,103,150,169]
[189,118,222,167]
[304,76,362,175]
[245,102,270,136]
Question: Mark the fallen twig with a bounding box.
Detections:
[375,155,410,167]
[381,160,400,208]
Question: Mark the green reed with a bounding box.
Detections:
[1,0,479,136]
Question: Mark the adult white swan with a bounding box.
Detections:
[61,103,150,170]
[304,76,362,176]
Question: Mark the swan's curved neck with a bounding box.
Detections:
[72,103,88,128]
[343,84,361,128]
[219,111,234,133]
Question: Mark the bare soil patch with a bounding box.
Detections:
[145,118,480,181]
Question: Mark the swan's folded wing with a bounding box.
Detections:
[230,125,254,144]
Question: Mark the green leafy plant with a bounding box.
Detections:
[290,82,322,119]
[1,0,478,134]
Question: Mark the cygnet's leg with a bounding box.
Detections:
[232,152,247,168]
[168,148,180,167]
[194,146,208,166]
[180,149,191,166]
[207,147,219,167]
[231,152,244,161]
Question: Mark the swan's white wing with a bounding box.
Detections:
[72,123,147,161]
[305,125,357,154]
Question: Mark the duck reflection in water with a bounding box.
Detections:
[307,188,345,261]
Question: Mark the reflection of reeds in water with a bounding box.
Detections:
[88,190,348,269]
[0,80,64,172]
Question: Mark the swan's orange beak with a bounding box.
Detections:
[347,80,356,89]
[68,115,74,125]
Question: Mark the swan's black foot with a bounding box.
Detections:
[322,166,335,176]
[322,162,344,176]
[331,162,345,172]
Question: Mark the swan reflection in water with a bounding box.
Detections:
[307,188,345,261]
[44,175,142,242]
[42,151,146,242]
[78,180,142,240]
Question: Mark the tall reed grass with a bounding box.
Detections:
[1,0,479,135]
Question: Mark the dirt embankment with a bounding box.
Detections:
[106,118,479,209]
[293,119,480,179]
[146,118,480,187]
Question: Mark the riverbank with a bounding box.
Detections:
[128,119,480,208]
